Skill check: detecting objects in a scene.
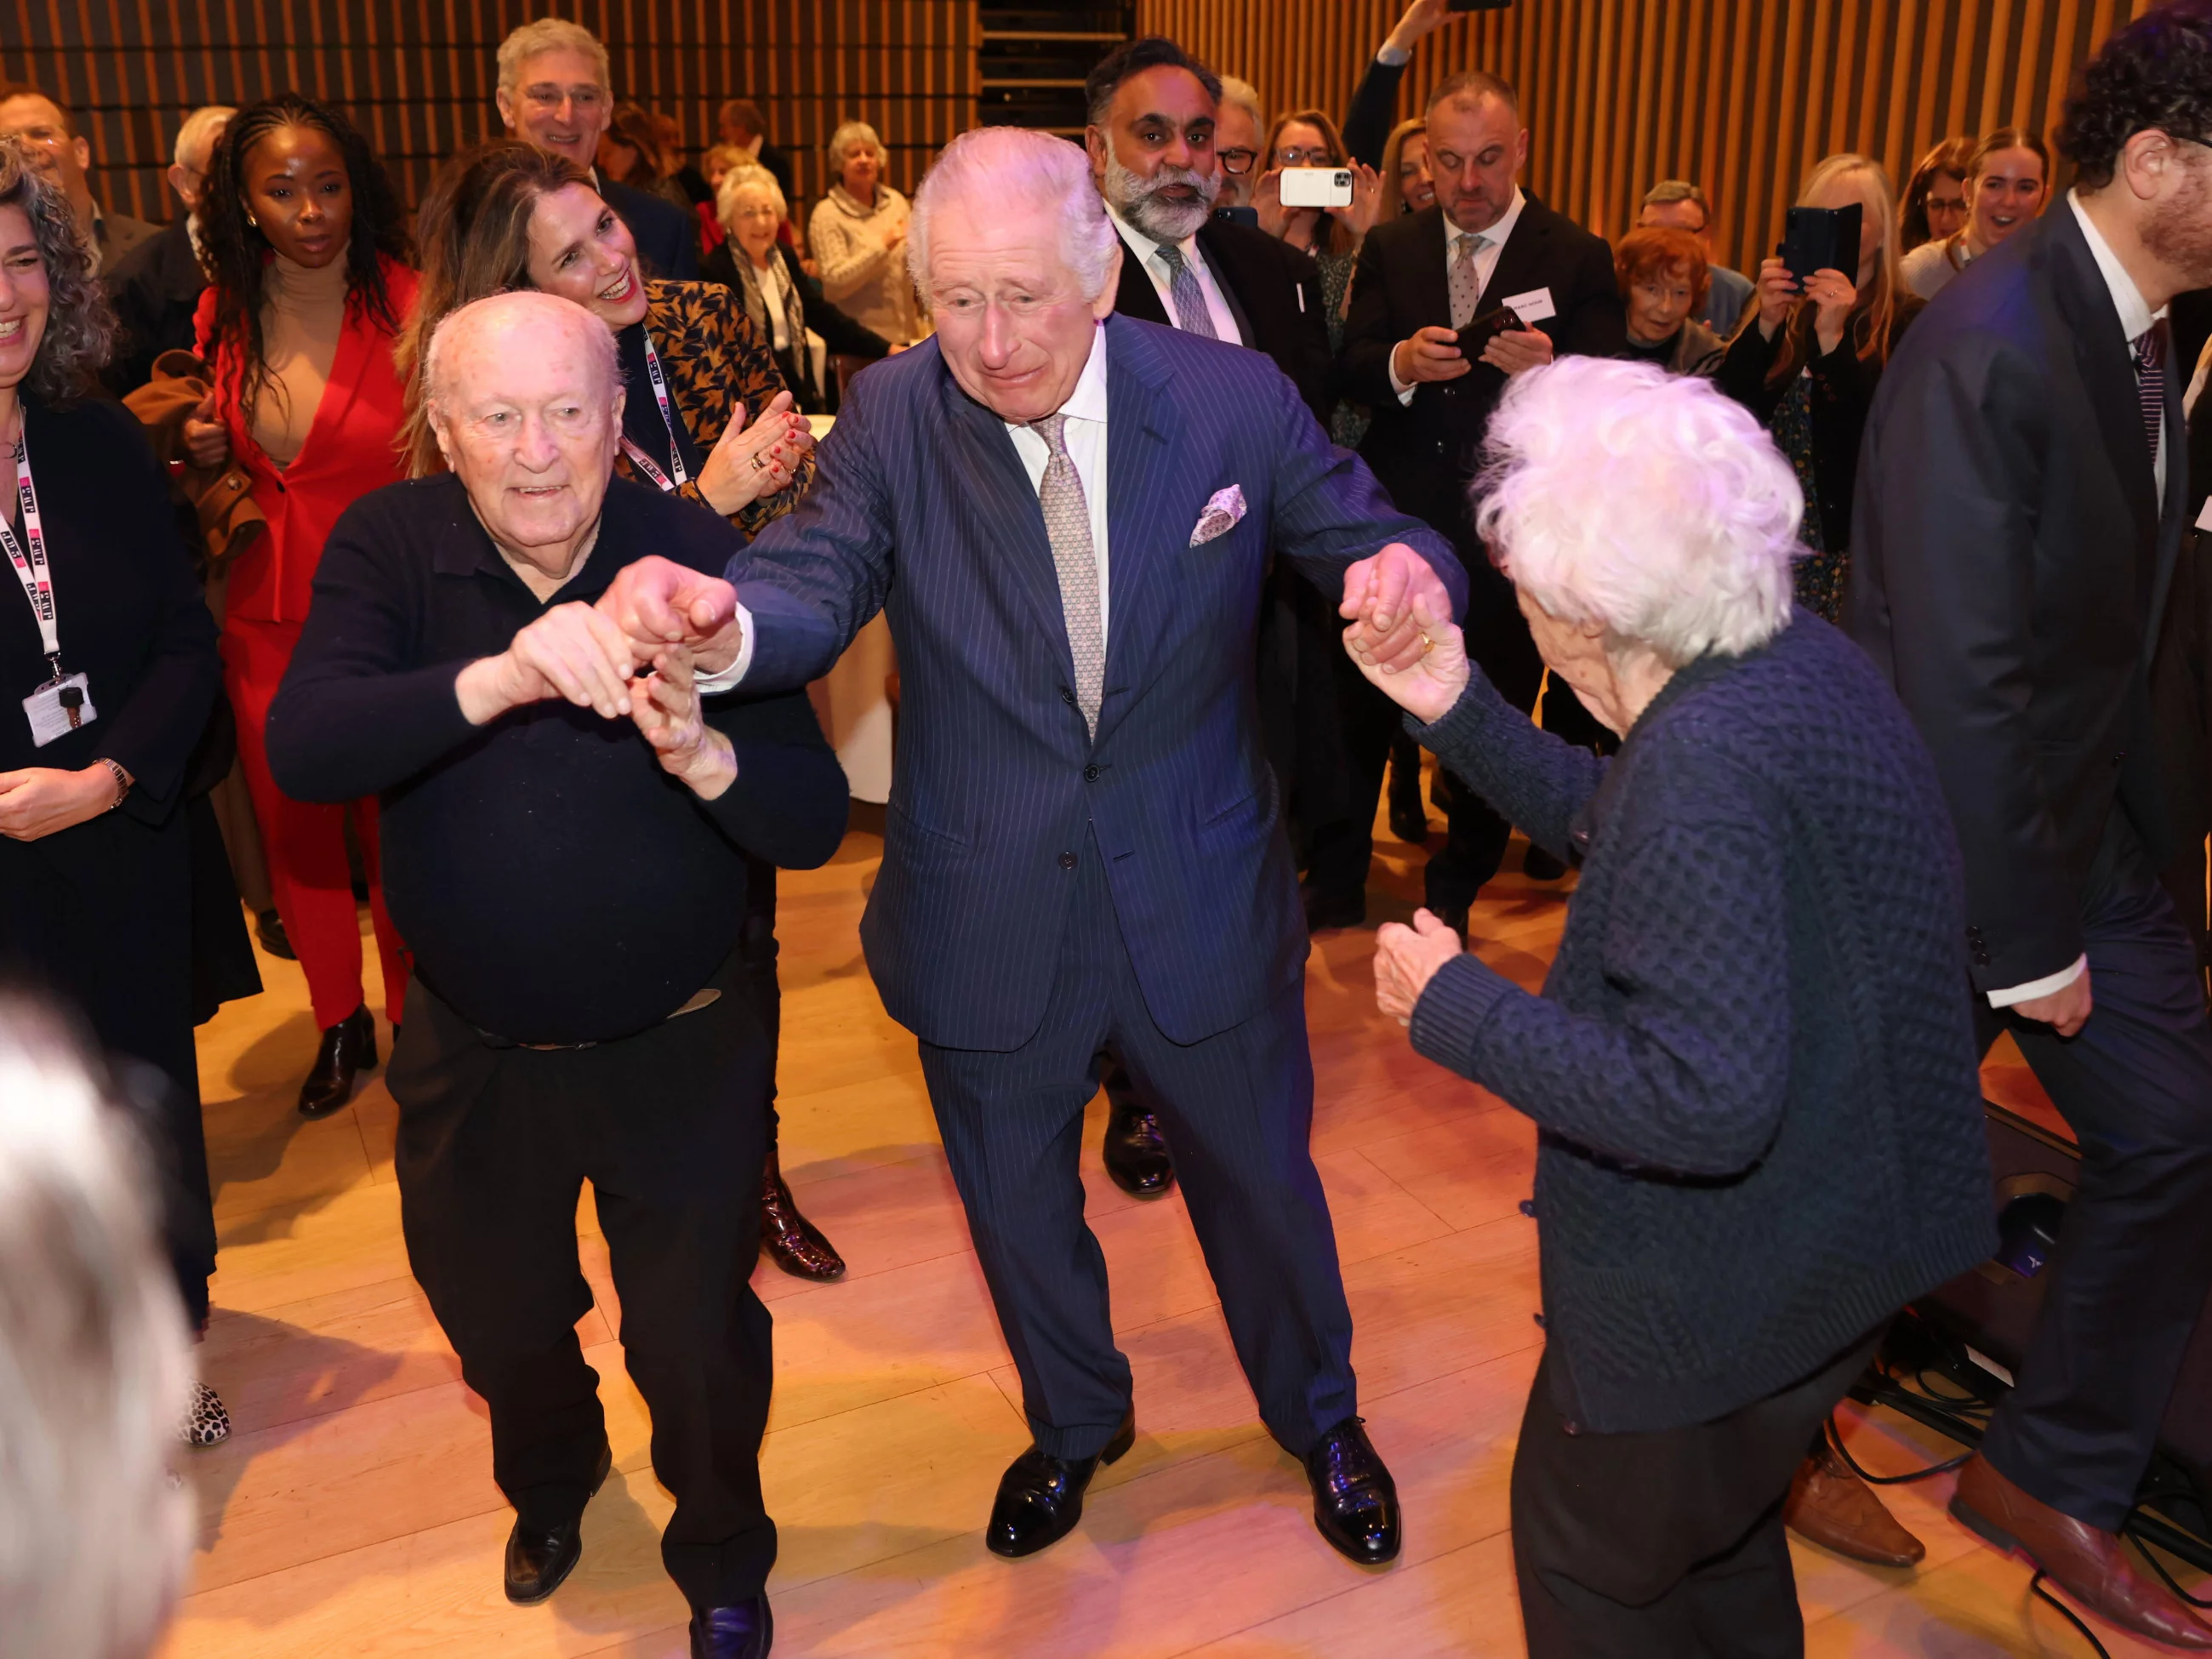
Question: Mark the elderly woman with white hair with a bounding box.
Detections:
[1348,356,1994,1656]
[704,161,892,414]
[806,119,926,344]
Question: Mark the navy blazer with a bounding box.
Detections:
[733,314,1463,1050]
[604,176,699,281]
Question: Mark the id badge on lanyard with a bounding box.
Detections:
[4,431,96,747]
[619,329,690,493]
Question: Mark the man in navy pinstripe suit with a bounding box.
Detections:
[601,126,1466,1568]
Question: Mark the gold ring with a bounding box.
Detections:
[749,453,769,473]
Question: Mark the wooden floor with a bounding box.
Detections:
[162,804,2205,1658]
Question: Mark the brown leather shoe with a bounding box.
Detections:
[1785,1435,1925,1567]
[760,1146,846,1281]
[1951,1451,2212,1650]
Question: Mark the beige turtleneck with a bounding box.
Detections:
[252,253,350,468]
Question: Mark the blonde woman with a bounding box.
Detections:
[807,119,926,343]
[1715,153,1921,621]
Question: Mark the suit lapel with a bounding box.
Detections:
[1193,220,1261,345]
[2048,211,2160,578]
[938,368,1078,689]
[1099,317,1187,734]
[1113,228,1172,327]
[2148,335,2192,655]
[288,292,377,474]
[1405,207,1451,329]
[1475,199,1554,321]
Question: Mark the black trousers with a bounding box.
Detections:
[917,830,1357,1462]
[1304,533,1548,915]
[738,853,781,1138]
[1975,809,2212,1530]
[1512,1333,1877,1658]
[389,949,777,1609]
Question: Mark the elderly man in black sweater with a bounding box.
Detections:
[266,291,845,1659]
[1350,359,1994,1658]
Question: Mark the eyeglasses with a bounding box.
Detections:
[520,85,605,116]
[1217,146,1258,175]
[1274,145,1337,168]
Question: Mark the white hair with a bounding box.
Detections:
[1217,75,1264,136]
[1474,357,1799,665]
[908,126,1119,303]
[496,16,610,96]
[171,105,234,171]
[826,119,887,179]
[716,161,786,231]
[423,289,619,419]
[0,998,193,1659]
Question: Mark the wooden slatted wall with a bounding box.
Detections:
[0,1,980,223]
[1137,0,2158,279]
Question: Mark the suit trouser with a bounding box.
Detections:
[389,950,778,1608]
[917,832,1358,1462]
[1512,1333,1878,1658]
[223,616,408,1029]
[1974,809,2212,1530]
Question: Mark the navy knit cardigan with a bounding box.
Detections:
[1407,614,1995,1434]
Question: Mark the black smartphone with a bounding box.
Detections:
[1212,204,1259,230]
[1778,203,1862,284]
[1457,305,1519,356]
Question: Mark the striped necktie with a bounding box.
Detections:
[2136,320,2168,470]
[1028,413,1104,734]
[1155,242,1220,340]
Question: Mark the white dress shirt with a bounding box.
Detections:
[1390,186,1527,403]
[1983,192,2170,1012]
[1106,204,1244,346]
[1005,322,1115,643]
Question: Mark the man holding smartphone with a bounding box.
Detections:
[1324,71,1624,936]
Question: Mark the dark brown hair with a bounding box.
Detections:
[1900,136,1973,250]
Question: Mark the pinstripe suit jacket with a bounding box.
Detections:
[733,314,1463,1051]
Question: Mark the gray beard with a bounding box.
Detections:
[1105,154,1218,243]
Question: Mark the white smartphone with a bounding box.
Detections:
[1279,167,1354,209]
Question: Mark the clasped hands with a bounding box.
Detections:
[454,565,747,798]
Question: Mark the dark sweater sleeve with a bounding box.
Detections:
[1407,743,1793,1177]
[97,413,220,817]
[1714,313,1788,425]
[1411,668,1605,860]
[1343,54,1408,168]
[266,502,480,804]
[698,687,850,869]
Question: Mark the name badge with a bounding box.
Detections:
[1502,287,1558,326]
[23,671,94,748]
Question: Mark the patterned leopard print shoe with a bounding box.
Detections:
[179,1379,230,1448]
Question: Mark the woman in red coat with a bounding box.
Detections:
[184,94,415,1115]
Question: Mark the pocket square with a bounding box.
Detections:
[1189,485,1247,546]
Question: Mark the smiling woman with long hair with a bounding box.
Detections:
[185,92,418,1118]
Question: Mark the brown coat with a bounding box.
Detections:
[122,350,267,620]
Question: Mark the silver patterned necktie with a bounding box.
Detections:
[1029,412,1103,735]
[1449,232,1484,330]
[1155,242,1220,339]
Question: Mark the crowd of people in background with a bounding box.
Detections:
[6,0,2212,1655]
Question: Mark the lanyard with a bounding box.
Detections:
[619,328,689,493]
[0,432,62,683]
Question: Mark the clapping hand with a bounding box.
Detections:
[1375,909,1468,1023]
[698,391,813,517]
[1340,544,1456,675]
[1343,591,1468,724]
[596,556,745,676]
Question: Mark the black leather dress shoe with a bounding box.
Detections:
[504,1441,613,1605]
[1305,1417,1400,1565]
[761,1146,846,1280]
[1102,1092,1175,1199]
[1429,900,1470,944]
[1387,766,1429,844]
[985,1411,1136,1559]
[1302,884,1366,932]
[1522,842,1569,881]
[690,1594,773,1658]
[297,1004,377,1119]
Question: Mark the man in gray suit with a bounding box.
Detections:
[602,123,1464,1573]
[0,84,157,276]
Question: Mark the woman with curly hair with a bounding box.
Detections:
[401,140,841,1285]
[0,137,239,1445]
[180,93,416,1117]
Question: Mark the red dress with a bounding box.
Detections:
[195,256,417,1030]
